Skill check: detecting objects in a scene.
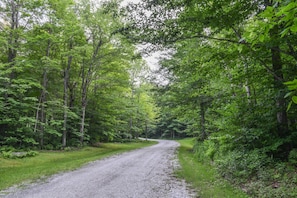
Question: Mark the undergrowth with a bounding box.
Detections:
[177,138,248,198]
[190,138,297,197]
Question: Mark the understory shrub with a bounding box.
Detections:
[215,149,270,182]
[193,138,297,197]
[289,149,297,166]
[193,141,207,163]
[0,146,15,152]
[2,150,39,159]
[243,163,297,198]
[213,149,297,197]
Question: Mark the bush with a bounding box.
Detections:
[215,150,270,182]
[193,139,220,162]
[64,147,73,151]
[44,144,54,150]
[215,150,297,197]
[0,146,15,152]
[244,164,297,198]
[193,141,207,163]
[2,151,15,158]
[289,149,297,166]
[2,150,39,159]
[26,150,39,157]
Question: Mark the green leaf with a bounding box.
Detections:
[280,28,290,37]
[280,2,297,13]
[284,92,293,98]
[284,79,297,90]
[261,6,274,18]
[292,96,297,104]
[287,101,293,112]
[259,34,265,42]
[290,25,297,33]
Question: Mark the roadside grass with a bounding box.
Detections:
[176,138,249,198]
[0,141,156,191]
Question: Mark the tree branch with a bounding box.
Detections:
[167,34,247,45]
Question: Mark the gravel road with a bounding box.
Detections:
[1,140,196,198]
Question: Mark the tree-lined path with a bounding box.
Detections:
[2,0,297,196]
[3,140,195,198]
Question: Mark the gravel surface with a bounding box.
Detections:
[1,140,196,198]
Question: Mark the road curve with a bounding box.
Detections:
[2,140,195,198]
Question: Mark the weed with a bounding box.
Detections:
[177,138,248,198]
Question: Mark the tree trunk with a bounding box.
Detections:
[79,39,103,145]
[270,25,288,138]
[264,0,288,138]
[39,69,47,149]
[69,82,77,109]
[63,75,68,148]
[243,60,252,104]
[38,39,51,149]
[8,0,18,71]
[145,119,148,140]
[129,89,134,139]
[252,85,257,105]
[200,102,206,140]
[80,59,91,145]
[62,42,73,148]
[5,0,19,101]
[80,73,88,145]
[80,105,86,144]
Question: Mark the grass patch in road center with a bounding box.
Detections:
[0,141,156,191]
[176,138,249,198]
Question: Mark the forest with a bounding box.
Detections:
[1,0,297,197]
[0,0,160,150]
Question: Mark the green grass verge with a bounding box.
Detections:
[176,138,249,198]
[0,141,156,191]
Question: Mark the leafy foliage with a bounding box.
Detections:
[123,0,297,196]
[0,0,157,151]
[2,151,39,159]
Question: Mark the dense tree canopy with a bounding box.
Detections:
[124,0,297,156]
[1,0,297,196]
[123,0,297,196]
[0,0,158,149]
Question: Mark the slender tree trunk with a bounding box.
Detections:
[270,25,288,138]
[69,82,77,109]
[79,39,103,145]
[129,88,134,139]
[245,84,251,98]
[62,42,73,148]
[80,70,87,145]
[145,119,148,140]
[38,39,51,149]
[36,36,51,149]
[5,0,19,101]
[63,75,68,148]
[80,105,86,144]
[136,93,140,139]
[200,102,206,140]
[80,62,91,145]
[129,118,133,139]
[8,0,18,70]
[264,0,288,138]
[39,68,48,149]
[243,60,252,104]
[252,85,257,105]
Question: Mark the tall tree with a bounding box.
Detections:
[123,0,297,157]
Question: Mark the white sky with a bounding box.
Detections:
[121,0,169,85]
[120,0,141,6]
